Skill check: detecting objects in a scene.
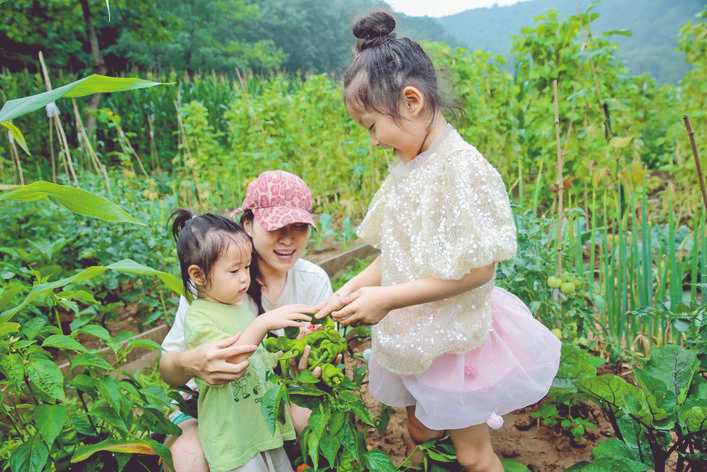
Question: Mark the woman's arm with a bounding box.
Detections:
[331,262,496,326]
[159,334,257,386]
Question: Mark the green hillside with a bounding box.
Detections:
[438,0,704,83]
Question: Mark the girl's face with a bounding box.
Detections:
[190,240,252,305]
[245,219,310,275]
[346,86,429,162]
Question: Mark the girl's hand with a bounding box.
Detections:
[314,288,353,320]
[259,304,314,332]
[331,286,392,326]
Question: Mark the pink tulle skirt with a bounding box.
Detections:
[369,287,561,431]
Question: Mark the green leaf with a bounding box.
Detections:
[42,334,87,352]
[678,399,706,434]
[0,181,141,224]
[21,317,47,340]
[502,459,531,471]
[602,29,632,37]
[75,324,112,342]
[1,121,30,156]
[0,321,20,337]
[126,338,162,352]
[349,398,375,426]
[27,358,65,401]
[633,369,672,426]
[0,74,166,123]
[91,405,129,434]
[591,439,649,470]
[565,456,648,472]
[306,406,329,470]
[0,353,24,388]
[105,259,183,297]
[319,430,341,466]
[578,374,637,410]
[33,404,67,448]
[260,385,282,434]
[640,345,698,405]
[365,450,397,471]
[70,373,98,393]
[9,435,49,472]
[96,377,124,414]
[295,369,321,385]
[71,353,113,371]
[71,438,173,470]
[0,284,24,311]
[60,289,98,305]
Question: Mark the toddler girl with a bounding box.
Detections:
[172,209,311,472]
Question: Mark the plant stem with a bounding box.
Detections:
[682,115,707,211]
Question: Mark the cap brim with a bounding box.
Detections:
[253,206,315,231]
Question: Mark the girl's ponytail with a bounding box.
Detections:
[171,208,195,242]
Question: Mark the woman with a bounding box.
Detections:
[160,170,332,472]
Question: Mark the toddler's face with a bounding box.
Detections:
[201,241,252,305]
[347,103,429,162]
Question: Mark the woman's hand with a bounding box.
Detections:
[331,286,392,326]
[258,304,315,332]
[188,333,257,385]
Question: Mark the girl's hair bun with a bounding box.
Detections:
[353,11,396,51]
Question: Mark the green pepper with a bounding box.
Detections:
[263,336,300,354]
[289,339,306,358]
[321,363,344,387]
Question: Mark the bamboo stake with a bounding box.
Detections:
[115,121,148,177]
[147,113,158,171]
[553,79,565,276]
[8,131,24,185]
[38,51,78,184]
[682,115,707,211]
[72,99,111,193]
[48,116,57,182]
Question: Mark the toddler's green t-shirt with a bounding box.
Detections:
[184,298,295,472]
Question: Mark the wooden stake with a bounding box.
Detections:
[147,113,158,171]
[38,51,78,184]
[553,79,565,276]
[48,116,57,182]
[8,131,24,185]
[683,115,707,211]
[72,99,111,193]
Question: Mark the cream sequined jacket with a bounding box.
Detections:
[358,126,517,375]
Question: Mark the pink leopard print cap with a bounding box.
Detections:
[235,170,315,231]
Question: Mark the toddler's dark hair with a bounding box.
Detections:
[344,11,441,121]
[170,209,251,295]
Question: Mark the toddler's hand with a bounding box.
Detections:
[260,304,314,332]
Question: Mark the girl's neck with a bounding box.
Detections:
[418,113,449,156]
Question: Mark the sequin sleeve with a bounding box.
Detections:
[411,147,517,280]
[356,175,392,249]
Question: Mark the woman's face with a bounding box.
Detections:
[244,218,310,275]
